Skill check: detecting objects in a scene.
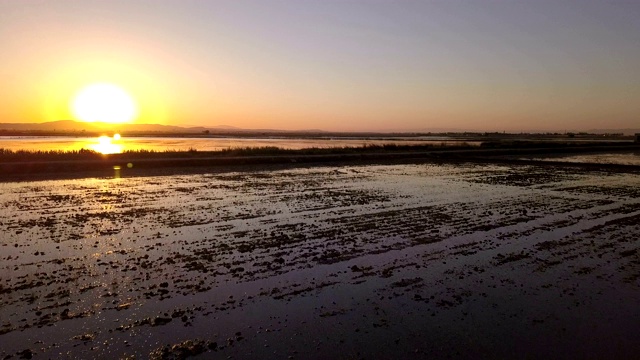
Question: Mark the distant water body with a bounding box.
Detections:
[0,136,476,153]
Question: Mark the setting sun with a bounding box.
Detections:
[71,83,137,124]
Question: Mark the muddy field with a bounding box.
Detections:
[1,163,639,359]
[530,152,640,166]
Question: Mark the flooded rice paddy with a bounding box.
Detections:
[1,163,639,359]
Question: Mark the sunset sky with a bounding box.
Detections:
[1,1,639,132]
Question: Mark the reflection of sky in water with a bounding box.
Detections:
[1,163,639,357]
[0,136,478,153]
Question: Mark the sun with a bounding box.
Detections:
[71,83,137,124]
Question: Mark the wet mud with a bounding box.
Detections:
[1,163,639,359]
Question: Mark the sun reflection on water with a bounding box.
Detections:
[91,134,123,154]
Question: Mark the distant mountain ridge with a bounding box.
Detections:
[0,120,337,136]
[0,120,236,133]
[0,120,335,134]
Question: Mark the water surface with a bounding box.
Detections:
[1,163,639,358]
[528,152,640,166]
[0,136,477,153]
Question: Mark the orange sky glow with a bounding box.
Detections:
[1,1,639,132]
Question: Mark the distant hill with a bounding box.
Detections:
[0,120,336,136]
[0,120,252,134]
[0,120,186,133]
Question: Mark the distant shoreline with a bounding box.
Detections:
[0,128,635,141]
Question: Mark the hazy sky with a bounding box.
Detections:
[1,0,639,132]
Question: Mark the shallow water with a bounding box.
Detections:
[1,163,639,358]
[528,152,640,165]
[0,136,476,153]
